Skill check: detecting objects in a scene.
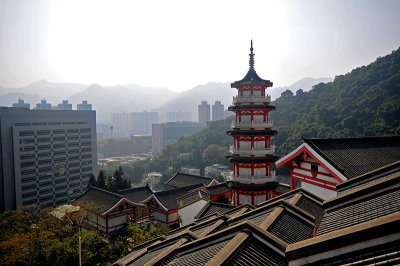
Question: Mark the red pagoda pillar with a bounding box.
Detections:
[227,41,279,206]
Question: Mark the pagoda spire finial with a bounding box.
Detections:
[249,40,255,70]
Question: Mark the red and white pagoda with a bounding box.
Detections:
[227,41,280,206]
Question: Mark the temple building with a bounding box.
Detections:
[227,41,280,206]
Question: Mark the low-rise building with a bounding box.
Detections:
[180,166,200,176]
[73,186,143,233]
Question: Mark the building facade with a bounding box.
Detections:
[132,111,158,135]
[0,107,97,211]
[198,100,210,124]
[212,100,224,121]
[111,112,132,138]
[152,122,205,154]
[227,41,279,206]
[167,111,191,122]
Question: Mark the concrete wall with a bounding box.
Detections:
[178,199,208,226]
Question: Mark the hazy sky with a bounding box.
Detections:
[1,0,400,92]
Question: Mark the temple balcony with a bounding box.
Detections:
[233,172,276,184]
[233,95,271,104]
[231,120,273,129]
[230,145,276,155]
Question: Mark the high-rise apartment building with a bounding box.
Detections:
[198,101,210,124]
[212,100,224,121]
[132,111,158,135]
[111,113,132,138]
[12,98,30,109]
[167,111,191,122]
[0,107,97,211]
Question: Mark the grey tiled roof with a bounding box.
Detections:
[165,237,232,266]
[118,185,153,203]
[317,187,400,236]
[267,211,314,244]
[337,162,400,195]
[227,236,287,266]
[154,184,205,210]
[295,196,324,227]
[274,183,291,194]
[231,68,272,87]
[231,209,273,227]
[205,183,231,195]
[304,136,400,179]
[178,189,210,209]
[165,172,214,188]
[73,186,123,213]
[196,202,236,220]
[129,243,174,266]
[312,239,400,266]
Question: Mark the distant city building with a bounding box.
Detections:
[181,166,201,176]
[152,122,206,154]
[77,100,92,110]
[212,100,224,121]
[132,111,158,135]
[35,99,52,110]
[56,100,72,110]
[111,113,132,138]
[12,98,30,109]
[198,100,210,124]
[204,164,231,179]
[0,107,97,212]
[224,109,234,119]
[167,111,191,122]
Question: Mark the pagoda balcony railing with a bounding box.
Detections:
[233,172,276,184]
[230,145,276,155]
[233,95,271,104]
[231,120,273,129]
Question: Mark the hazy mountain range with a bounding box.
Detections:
[0,77,332,123]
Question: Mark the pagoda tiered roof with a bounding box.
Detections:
[227,129,277,136]
[227,154,279,163]
[228,104,275,111]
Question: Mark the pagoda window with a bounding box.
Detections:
[243,90,251,97]
[253,115,263,122]
[240,141,251,149]
[239,168,251,177]
[254,141,264,149]
[241,115,251,123]
[253,90,261,97]
[254,168,264,177]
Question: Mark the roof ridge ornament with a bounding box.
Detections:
[249,40,255,70]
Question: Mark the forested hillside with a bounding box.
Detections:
[123,47,400,188]
[273,47,400,155]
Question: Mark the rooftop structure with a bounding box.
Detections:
[35,99,52,110]
[276,136,400,199]
[77,100,92,110]
[114,158,400,265]
[12,98,30,109]
[227,41,279,206]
